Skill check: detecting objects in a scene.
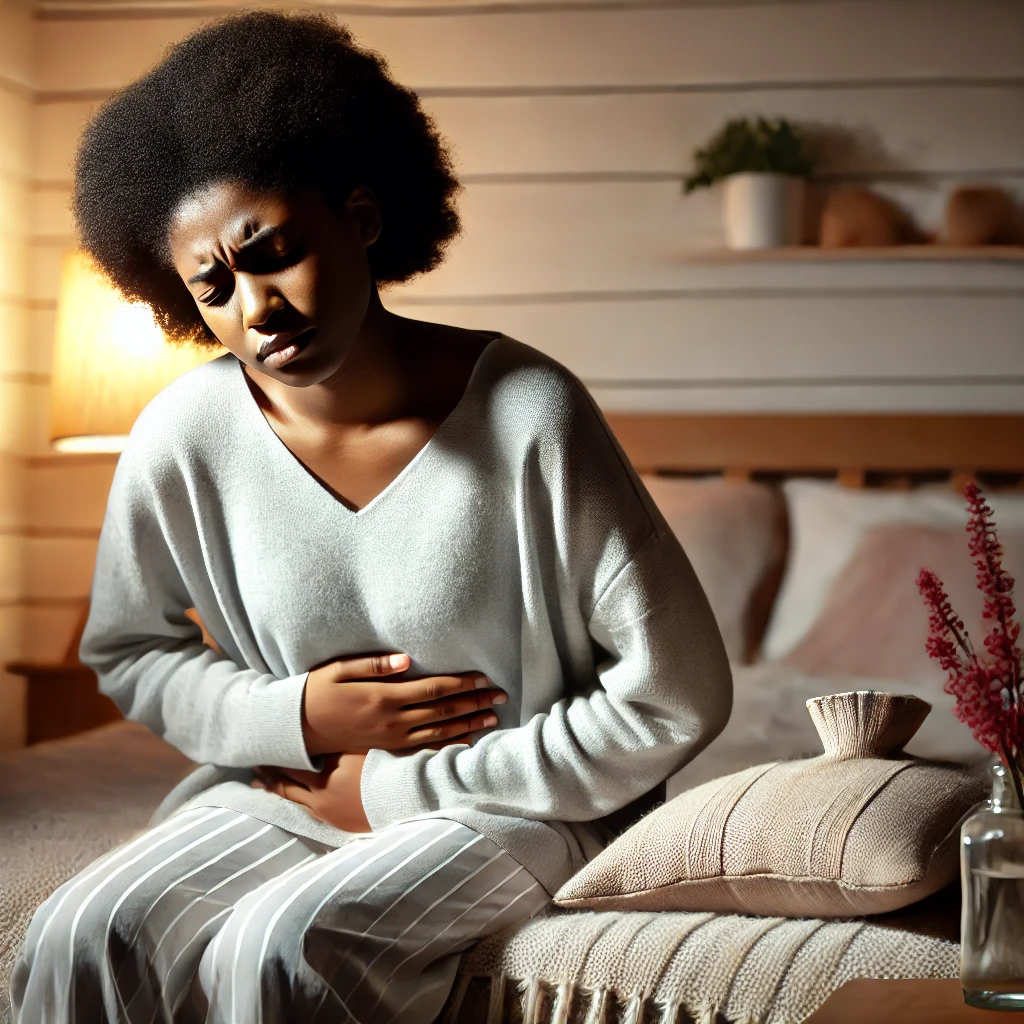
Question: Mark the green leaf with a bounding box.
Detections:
[682,116,815,193]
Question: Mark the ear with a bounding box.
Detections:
[346,186,383,248]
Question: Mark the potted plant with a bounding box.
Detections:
[684,116,814,250]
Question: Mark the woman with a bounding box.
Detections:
[12,11,731,1023]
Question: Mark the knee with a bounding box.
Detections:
[205,891,308,993]
[21,878,116,971]
[11,879,122,1019]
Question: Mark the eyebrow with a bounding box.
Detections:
[187,224,282,285]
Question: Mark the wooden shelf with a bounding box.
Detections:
[677,245,1024,264]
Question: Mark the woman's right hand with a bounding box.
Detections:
[301,652,507,757]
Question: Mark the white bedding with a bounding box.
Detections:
[667,662,981,800]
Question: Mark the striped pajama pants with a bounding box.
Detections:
[11,807,549,1024]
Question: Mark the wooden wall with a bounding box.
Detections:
[0,0,34,748]
[2,0,1023,744]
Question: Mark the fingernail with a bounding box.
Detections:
[483,713,498,727]
[389,653,407,669]
[475,675,490,689]
[491,692,508,705]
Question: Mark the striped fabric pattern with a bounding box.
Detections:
[11,810,549,1024]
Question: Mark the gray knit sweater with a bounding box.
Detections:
[80,336,732,894]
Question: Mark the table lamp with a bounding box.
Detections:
[49,250,221,452]
[9,252,223,743]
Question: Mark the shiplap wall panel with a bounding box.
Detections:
[587,381,1024,413]
[0,453,26,530]
[32,84,1024,183]
[0,233,30,302]
[0,535,24,603]
[33,98,101,181]
[0,0,31,748]
[28,461,116,529]
[0,177,31,239]
[0,0,34,91]
[407,295,1024,379]
[24,536,98,599]
[0,300,31,371]
[23,606,82,661]
[28,242,64,302]
[0,89,33,179]
[34,2,1024,94]
[32,186,72,237]
[29,182,1024,300]
[0,604,25,749]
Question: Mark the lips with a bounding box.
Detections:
[256,327,316,369]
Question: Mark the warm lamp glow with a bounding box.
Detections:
[50,251,222,453]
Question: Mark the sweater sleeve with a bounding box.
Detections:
[359,374,733,827]
[79,448,316,771]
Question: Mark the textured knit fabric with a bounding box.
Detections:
[11,810,548,1024]
[78,335,732,897]
[556,692,989,918]
[449,896,961,1024]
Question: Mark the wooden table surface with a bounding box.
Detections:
[809,980,1019,1022]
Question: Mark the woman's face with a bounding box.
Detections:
[167,180,381,386]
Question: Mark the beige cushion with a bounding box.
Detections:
[557,692,989,919]
[641,475,787,663]
[761,481,1024,662]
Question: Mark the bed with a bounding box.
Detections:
[3,411,1023,1024]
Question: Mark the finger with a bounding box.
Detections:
[417,739,469,751]
[331,653,410,682]
[400,691,506,728]
[274,766,324,789]
[405,711,499,746]
[391,673,496,708]
[272,778,319,809]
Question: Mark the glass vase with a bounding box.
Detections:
[960,761,1024,1010]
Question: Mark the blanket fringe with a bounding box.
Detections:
[697,1001,720,1024]
[522,976,544,1024]
[585,987,609,1024]
[655,1001,683,1024]
[484,972,505,1024]
[550,980,575,1024]
[621,991,645,1024]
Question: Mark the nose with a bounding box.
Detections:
[237,273,286,333]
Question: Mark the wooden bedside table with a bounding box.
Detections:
[5,603,123,744]
[809,979,1011,1022]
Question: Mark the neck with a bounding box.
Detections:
[244,286,411,430]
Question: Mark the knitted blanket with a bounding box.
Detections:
[445,898,959,1023]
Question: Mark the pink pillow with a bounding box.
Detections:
[782,523,1024,685]
[641,476,787,663]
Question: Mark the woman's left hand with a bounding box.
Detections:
[253,753,371,832]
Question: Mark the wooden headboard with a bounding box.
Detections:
[604,413,1024,490]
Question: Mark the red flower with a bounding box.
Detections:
[965,482,1022,693]
[917,484,1023,784]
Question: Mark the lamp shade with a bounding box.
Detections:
[49,251,221,453]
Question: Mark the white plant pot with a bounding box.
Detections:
[722,172,805,250]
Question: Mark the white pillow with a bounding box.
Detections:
[761,480,1024,662]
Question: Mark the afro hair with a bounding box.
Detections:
[74,10,462,345]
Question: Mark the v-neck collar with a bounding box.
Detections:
[233,334,503,518]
